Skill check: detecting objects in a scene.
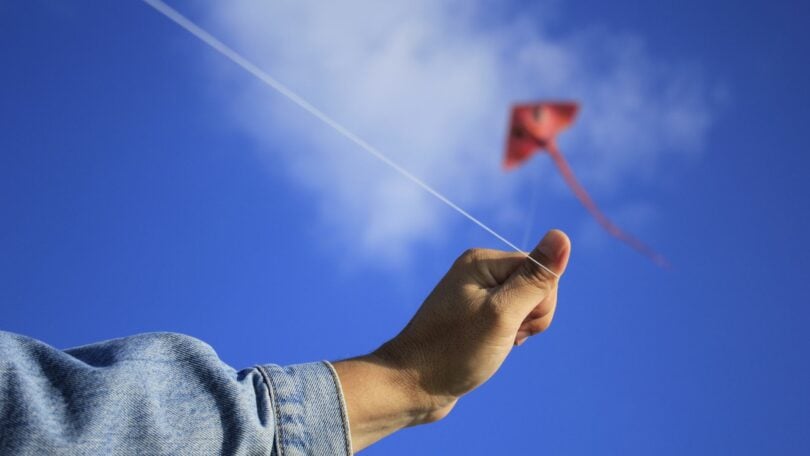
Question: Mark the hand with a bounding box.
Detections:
[333,230,571,452]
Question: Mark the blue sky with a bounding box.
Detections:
[2,1,809,454]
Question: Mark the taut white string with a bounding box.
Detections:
[141,0,560,279]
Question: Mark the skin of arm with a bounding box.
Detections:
[333,229,572,452]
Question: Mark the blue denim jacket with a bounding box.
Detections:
[0,331,352,455]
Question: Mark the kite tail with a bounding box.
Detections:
[546,143,670,268]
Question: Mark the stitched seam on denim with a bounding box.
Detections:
[323,360,353,456]
[257,365,284,456]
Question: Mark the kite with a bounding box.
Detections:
[505,101,669,267]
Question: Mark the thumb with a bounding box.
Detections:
[495,229,571,315]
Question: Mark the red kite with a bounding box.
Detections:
[505,101,669,267]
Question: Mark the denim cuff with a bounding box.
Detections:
[259,362,352,456]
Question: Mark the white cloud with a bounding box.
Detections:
[202,0,716,266]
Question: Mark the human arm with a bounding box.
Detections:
[0,331,351,455]
[0,229,569,455]
[333,229,572,451]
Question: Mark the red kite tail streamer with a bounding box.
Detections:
[546,143,670,268]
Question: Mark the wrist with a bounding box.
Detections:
[332,351,455,451]
[370,342,457,423]
[364,351,455,424]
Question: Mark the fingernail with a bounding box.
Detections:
[516,337,529,346]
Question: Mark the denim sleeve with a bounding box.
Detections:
[0,331,352,456]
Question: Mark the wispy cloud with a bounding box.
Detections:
[202,0,717,266]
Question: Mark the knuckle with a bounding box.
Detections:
[528,318,551,334]
[457,248,480,265]
[457,248,493,267]
[528,303,552,320]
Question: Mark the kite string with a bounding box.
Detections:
[141,0,560,280]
